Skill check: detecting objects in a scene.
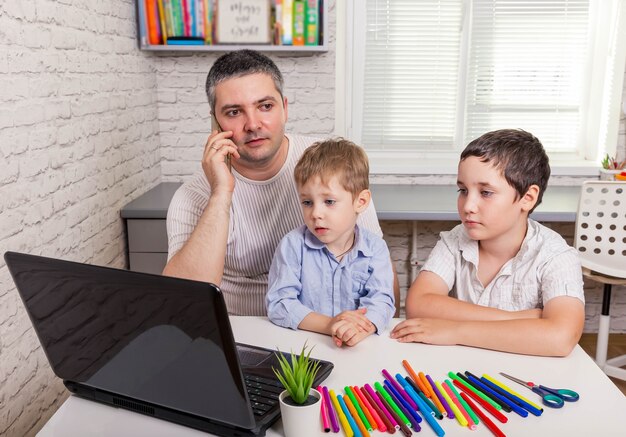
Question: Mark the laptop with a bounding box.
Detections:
[4,251,333,436]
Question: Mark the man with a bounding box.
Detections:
[164,50,398,316]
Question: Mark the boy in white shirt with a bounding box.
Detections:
[391,129,585,356]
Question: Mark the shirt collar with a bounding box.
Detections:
[303,224,372,258]
[458,218,538,273]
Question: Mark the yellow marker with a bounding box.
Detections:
[483,374,544,412]
[436,380,468,427]
[329,389,354,437]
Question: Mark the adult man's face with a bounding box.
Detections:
[213,73,289,173]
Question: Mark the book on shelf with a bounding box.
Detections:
[292,0,305,45]
[305,0,319,45]
[137,0,322,47]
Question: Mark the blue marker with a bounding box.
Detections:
[465,372,528,418]
[337,394,363,437]
[383,380,422,430]
[480,377,543,417]
[397,374,446,437]
[396,374,436,417]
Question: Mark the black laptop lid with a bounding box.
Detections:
[4,251,256,429]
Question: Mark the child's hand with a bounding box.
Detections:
[331,318,375,347]
[390,318,459,345]
[331,308,374,333]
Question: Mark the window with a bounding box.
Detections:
[336,0,626,174]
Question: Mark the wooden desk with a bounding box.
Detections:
[121,183,580,275]
[38,317,625,436]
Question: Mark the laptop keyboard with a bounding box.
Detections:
[244,374,282,417]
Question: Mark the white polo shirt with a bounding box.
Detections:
[421,219,585,310]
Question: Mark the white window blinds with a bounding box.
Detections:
[466,0,590,154]
[360,1,464,151]
[343,0,626,172]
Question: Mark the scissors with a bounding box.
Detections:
[499,373,579,408]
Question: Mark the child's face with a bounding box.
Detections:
[298,175,370,251]
[457,156,535,244]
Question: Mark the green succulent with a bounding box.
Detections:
[273,342,321,404]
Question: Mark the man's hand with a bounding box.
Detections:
[390,318,460,346]
[202,130,240,194]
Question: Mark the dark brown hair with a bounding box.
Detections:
[461,129,550,213]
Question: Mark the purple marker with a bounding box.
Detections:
[364,383,399,429]
[426,374,455,418]
[322,386,340,433]
[382,369,418,410]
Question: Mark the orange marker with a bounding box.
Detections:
[344,394,371,437]
[352,386,380,431]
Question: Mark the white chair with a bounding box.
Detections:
[574,180,626,380]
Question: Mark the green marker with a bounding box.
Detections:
[345,386,372,431]
[374,381,411,427]
[445,379,480,425]
[448,371,502,410]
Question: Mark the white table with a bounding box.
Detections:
[38,317,626,436]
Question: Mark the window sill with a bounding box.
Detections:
[366,152,602,177]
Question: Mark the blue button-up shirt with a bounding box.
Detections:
[266,224,395,333]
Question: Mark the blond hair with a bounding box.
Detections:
[294,138,369,198]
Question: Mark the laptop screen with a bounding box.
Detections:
[5,252,256,429]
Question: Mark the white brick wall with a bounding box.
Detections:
[0,1,160,435]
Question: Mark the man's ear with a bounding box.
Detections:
[282,96,288,123]
[355,189,371,213]
[520,184,540,212]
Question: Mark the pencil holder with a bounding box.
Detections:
[279,388,322,437]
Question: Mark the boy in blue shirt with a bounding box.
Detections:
[266,139,395,347]
[391,129,585,356]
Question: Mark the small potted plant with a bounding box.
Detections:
[273,342,322,437]
[600,154,626,180]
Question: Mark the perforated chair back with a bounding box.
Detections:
[574,181,626,279]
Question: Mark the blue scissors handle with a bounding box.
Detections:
[539,385,580,402]
[532,385,579,408]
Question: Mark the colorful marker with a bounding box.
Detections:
[446,380,479,425]
[436,380,468,427]
[454,380,508,424]
[338,395,363,437]
[344,394,370,437]
[449,372,502,411]
[382,369,418,410]
[323,386,341,432]
[318,385,330,432]
[465,373,528,418]
[383,380,422,430]
[406,377,443,419]
[458,372,511,412]
[360,386,395,433]
[480,376,543,417]
[364,384,399,430]
[460,392,506,437]
[487,374,543,412]
[375,381,412,428]
[396,374,434,417]
[377,391,413,437]
[426,374,455,418]
[397,375,446,437]
[345,386,372,431]
[350,386,379,431]
[329,390,354,437]
[442,381,475,430]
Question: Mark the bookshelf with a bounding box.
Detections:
[136,0,328,53]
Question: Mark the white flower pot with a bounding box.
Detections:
[278,388,322,437]
[600,168,622,180]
